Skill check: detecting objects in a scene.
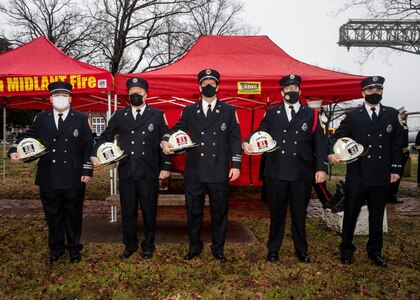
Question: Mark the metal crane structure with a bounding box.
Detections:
[338,19,420,54]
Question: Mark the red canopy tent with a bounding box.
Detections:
[0,36,116,111]
[0,37,119,182]
[114,35,366,185]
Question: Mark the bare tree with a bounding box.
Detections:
[187,0,256,35]
[90,0,258,74]
[0,0,101,61]
[88,0,195,74]
[339,0,420,19]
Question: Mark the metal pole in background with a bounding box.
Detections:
[3,103,6,183]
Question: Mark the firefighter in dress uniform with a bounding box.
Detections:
[9,81,94,266]
[416,131,420,187]
[388,108,409,203]
[243,74,327,263]
[90,77,171,260]
[328,76,403,267]
[161,69,242,263]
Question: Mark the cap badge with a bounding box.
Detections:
[290,74,295,79]
[206,69,211,75]
[373,76,378,82]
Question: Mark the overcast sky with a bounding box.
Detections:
[240,0,420,113]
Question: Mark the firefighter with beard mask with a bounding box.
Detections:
[91,77,171,260]
[328,76,403,267]
[161,69,242,263]
[9,81,94,267]
[243,74,327,264]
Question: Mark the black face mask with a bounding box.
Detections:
[201,84,217,98]
[130,93,144,106]
[283,91,300,104]
[365,93,382,105]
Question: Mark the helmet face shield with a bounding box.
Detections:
[97,142,126,165]
[247,131,279,154]
[333,137,365,163]
[17,138,47,162]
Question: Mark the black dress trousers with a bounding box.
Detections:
[39,185,86,256]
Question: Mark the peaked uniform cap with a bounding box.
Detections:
[361,76,385,90]
[198,69,220,84]
[279,74,301,88]
[48,81,72,94]
[126,77,149,91]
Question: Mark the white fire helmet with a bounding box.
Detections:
[248,131,278,154]
[333,137,365,163]
[168,130,196,151]
[17,138,47,162]
[97,142,125,165]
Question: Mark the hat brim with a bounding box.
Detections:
[50,89,72,95]
[362,84,383,90]
[199,76,219,84]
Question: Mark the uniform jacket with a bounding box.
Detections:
[9,109,93,189]
[93,105,171,180]
[402,121,409,151]
[415,130,420,151]
[330,104,403,185]
[163,99,242,183]
[245,104,328,181]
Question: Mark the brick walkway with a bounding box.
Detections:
[0,196,418,220]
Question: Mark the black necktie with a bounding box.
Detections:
[206,104,212,118]
[371,107,377,122]
[58,113,64,130]
[136,109,141,120]
[289,105,296,121]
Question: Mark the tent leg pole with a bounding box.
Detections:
[249,109,255,186]
[112,94,117,196]
[2,105,6,183]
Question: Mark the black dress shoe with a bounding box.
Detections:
[213,254,227,263]
[142,252,153,259]
[297,253,311,263]
[341,253,353,264]
[120,249,135,259]
[69,254,81,263]
[184,251,201,260]
[266,251,279,262]
[46,255,61,267]
[368,254,387,267]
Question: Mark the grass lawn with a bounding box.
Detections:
[0,146,419,299]
[0,217,419,299]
